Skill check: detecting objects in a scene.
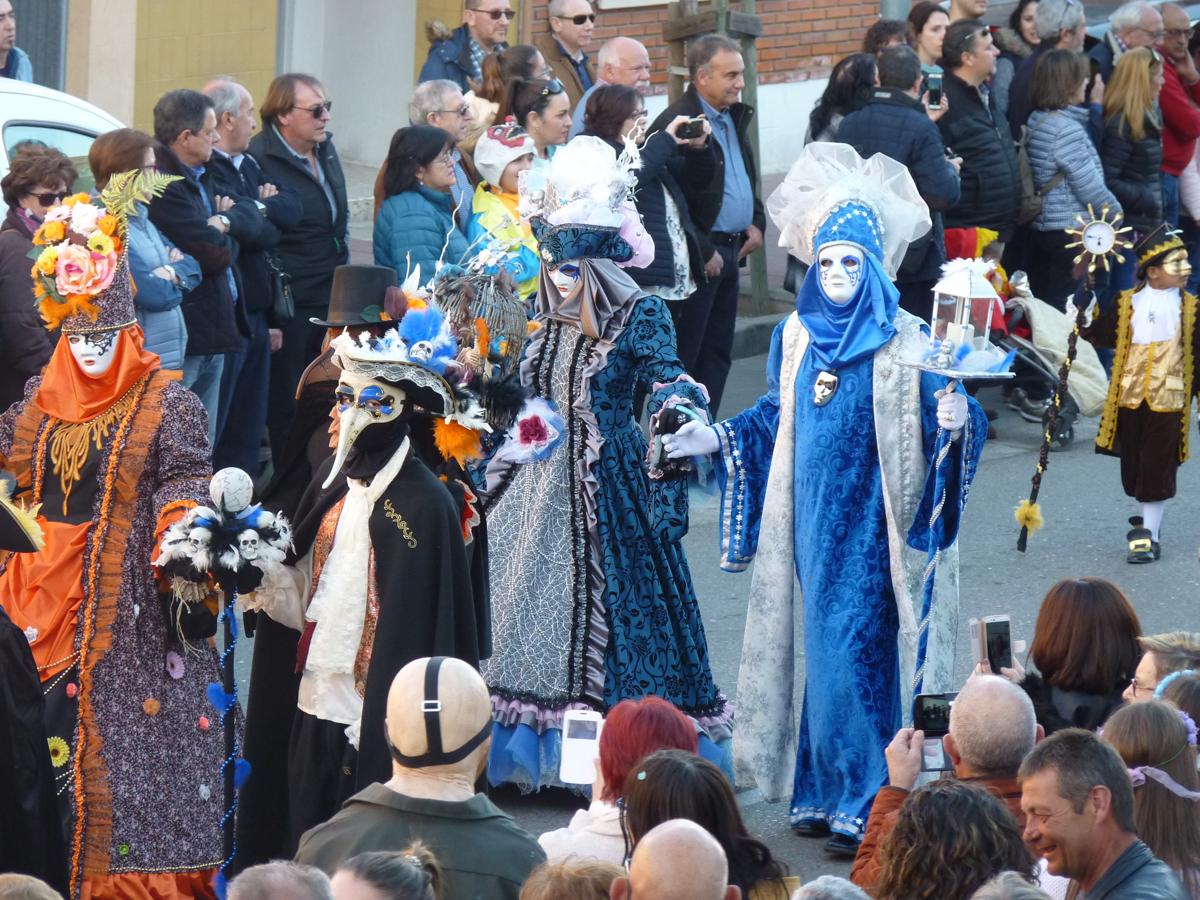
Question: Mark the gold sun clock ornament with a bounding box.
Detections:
[1065,205,1134,273]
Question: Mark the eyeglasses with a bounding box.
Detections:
[1165,26,1195,39]
[540,78,565,96]
[473,7,515,19]
[1129,676,1155,698]
[1055,0,1080,33]
[1134,25,1167,41]
[30,191,67,206]
[433,150,455,167]
[292,101,333,117]
[556,13,596,24]
[437,105,472,117]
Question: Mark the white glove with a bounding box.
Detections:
[935,389,968,433]
[662,420,720,459]
[1063,292,1098,328]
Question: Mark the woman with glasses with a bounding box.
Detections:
[88,129,202,373]
[1125,632,1200,703]
[462,44,548,153]
[581,83,713,300]
[1024,49,1121,310]
[0,143,77,409]
[992,0,1039,121]
[1099,48,1165,306]
[501,77,572,166]
[374,125,472,282]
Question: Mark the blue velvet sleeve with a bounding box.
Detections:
[713,317,786,571]
[907,372,988,552]
[630,296,710,543]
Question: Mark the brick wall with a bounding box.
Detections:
[519,0,876,93]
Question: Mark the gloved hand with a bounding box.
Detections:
[1063,292,1098,328]
[662,420,720,459]
[936,388,968,434]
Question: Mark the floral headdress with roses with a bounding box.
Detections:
[29,169,178,333]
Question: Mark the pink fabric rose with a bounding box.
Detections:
[55,244,116,297]
[518,415,549,445]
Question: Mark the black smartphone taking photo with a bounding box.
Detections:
[926,71,943,109]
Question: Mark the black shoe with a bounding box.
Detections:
[824,833,861,858]
[1127,516,1156,564]
[792,818,831,838]
[1006,387,1051,423]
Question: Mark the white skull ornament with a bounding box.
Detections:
[238,529,260,560]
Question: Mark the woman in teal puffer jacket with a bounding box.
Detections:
[374,126,472,282]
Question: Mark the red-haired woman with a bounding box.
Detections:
[537,696,699,865]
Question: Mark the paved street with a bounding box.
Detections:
[491,354,1200,884]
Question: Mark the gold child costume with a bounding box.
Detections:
[1087,225,1200,561]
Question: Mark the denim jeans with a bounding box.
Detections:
[1163,172,1180,228]
[181,352,225,447]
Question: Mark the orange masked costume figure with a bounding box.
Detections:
[0,178,223,898]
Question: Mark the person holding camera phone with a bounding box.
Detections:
[850,674,1043,894]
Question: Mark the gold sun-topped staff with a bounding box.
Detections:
[1016,206,1132,551]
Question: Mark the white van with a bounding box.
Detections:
[0,79,122,211]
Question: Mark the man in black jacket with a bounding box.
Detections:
[248,73,349,459]
[838,47,961,319]
[149,89,260,443]
[937,21,1021,243]
[204,78,303,477]
[648,33,765,415]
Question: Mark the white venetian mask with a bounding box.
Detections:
[549,261,583,301]
[67,329,119,378]
[817,243,865,304]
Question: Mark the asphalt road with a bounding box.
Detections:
[226,347,1200,883]
[489,352,1200,884]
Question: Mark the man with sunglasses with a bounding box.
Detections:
[249,73,350,459]
[535,0,597,111]
[419,0,512,94]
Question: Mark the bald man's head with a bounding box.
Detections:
[386,656,492,781]
[946,674,1042,778]
[610,820,741,900]
[597,36,652,92]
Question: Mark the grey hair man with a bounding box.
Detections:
[568,36,652,138]
[849,675,1043,893]
[610,819,741,900]
[1020,729,1187,898]
[1007,0,1091,133]
[647,32,765,416]
[1091,0,1164,80]
[228,861,333,900]
[791,875,871,900]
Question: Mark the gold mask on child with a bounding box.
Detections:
[1163,249,1192,277]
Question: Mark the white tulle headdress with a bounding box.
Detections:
[518,135,654,268]
[768,142,932,279]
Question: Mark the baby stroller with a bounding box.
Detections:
[995,271,1108,449]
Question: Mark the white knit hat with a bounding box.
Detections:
[473,119,536,187]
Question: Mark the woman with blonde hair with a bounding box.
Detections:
[1101,700,1200,897]
[518,860,624,900]
[1099,47,1165,303]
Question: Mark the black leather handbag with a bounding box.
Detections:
[266,251,294,325]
